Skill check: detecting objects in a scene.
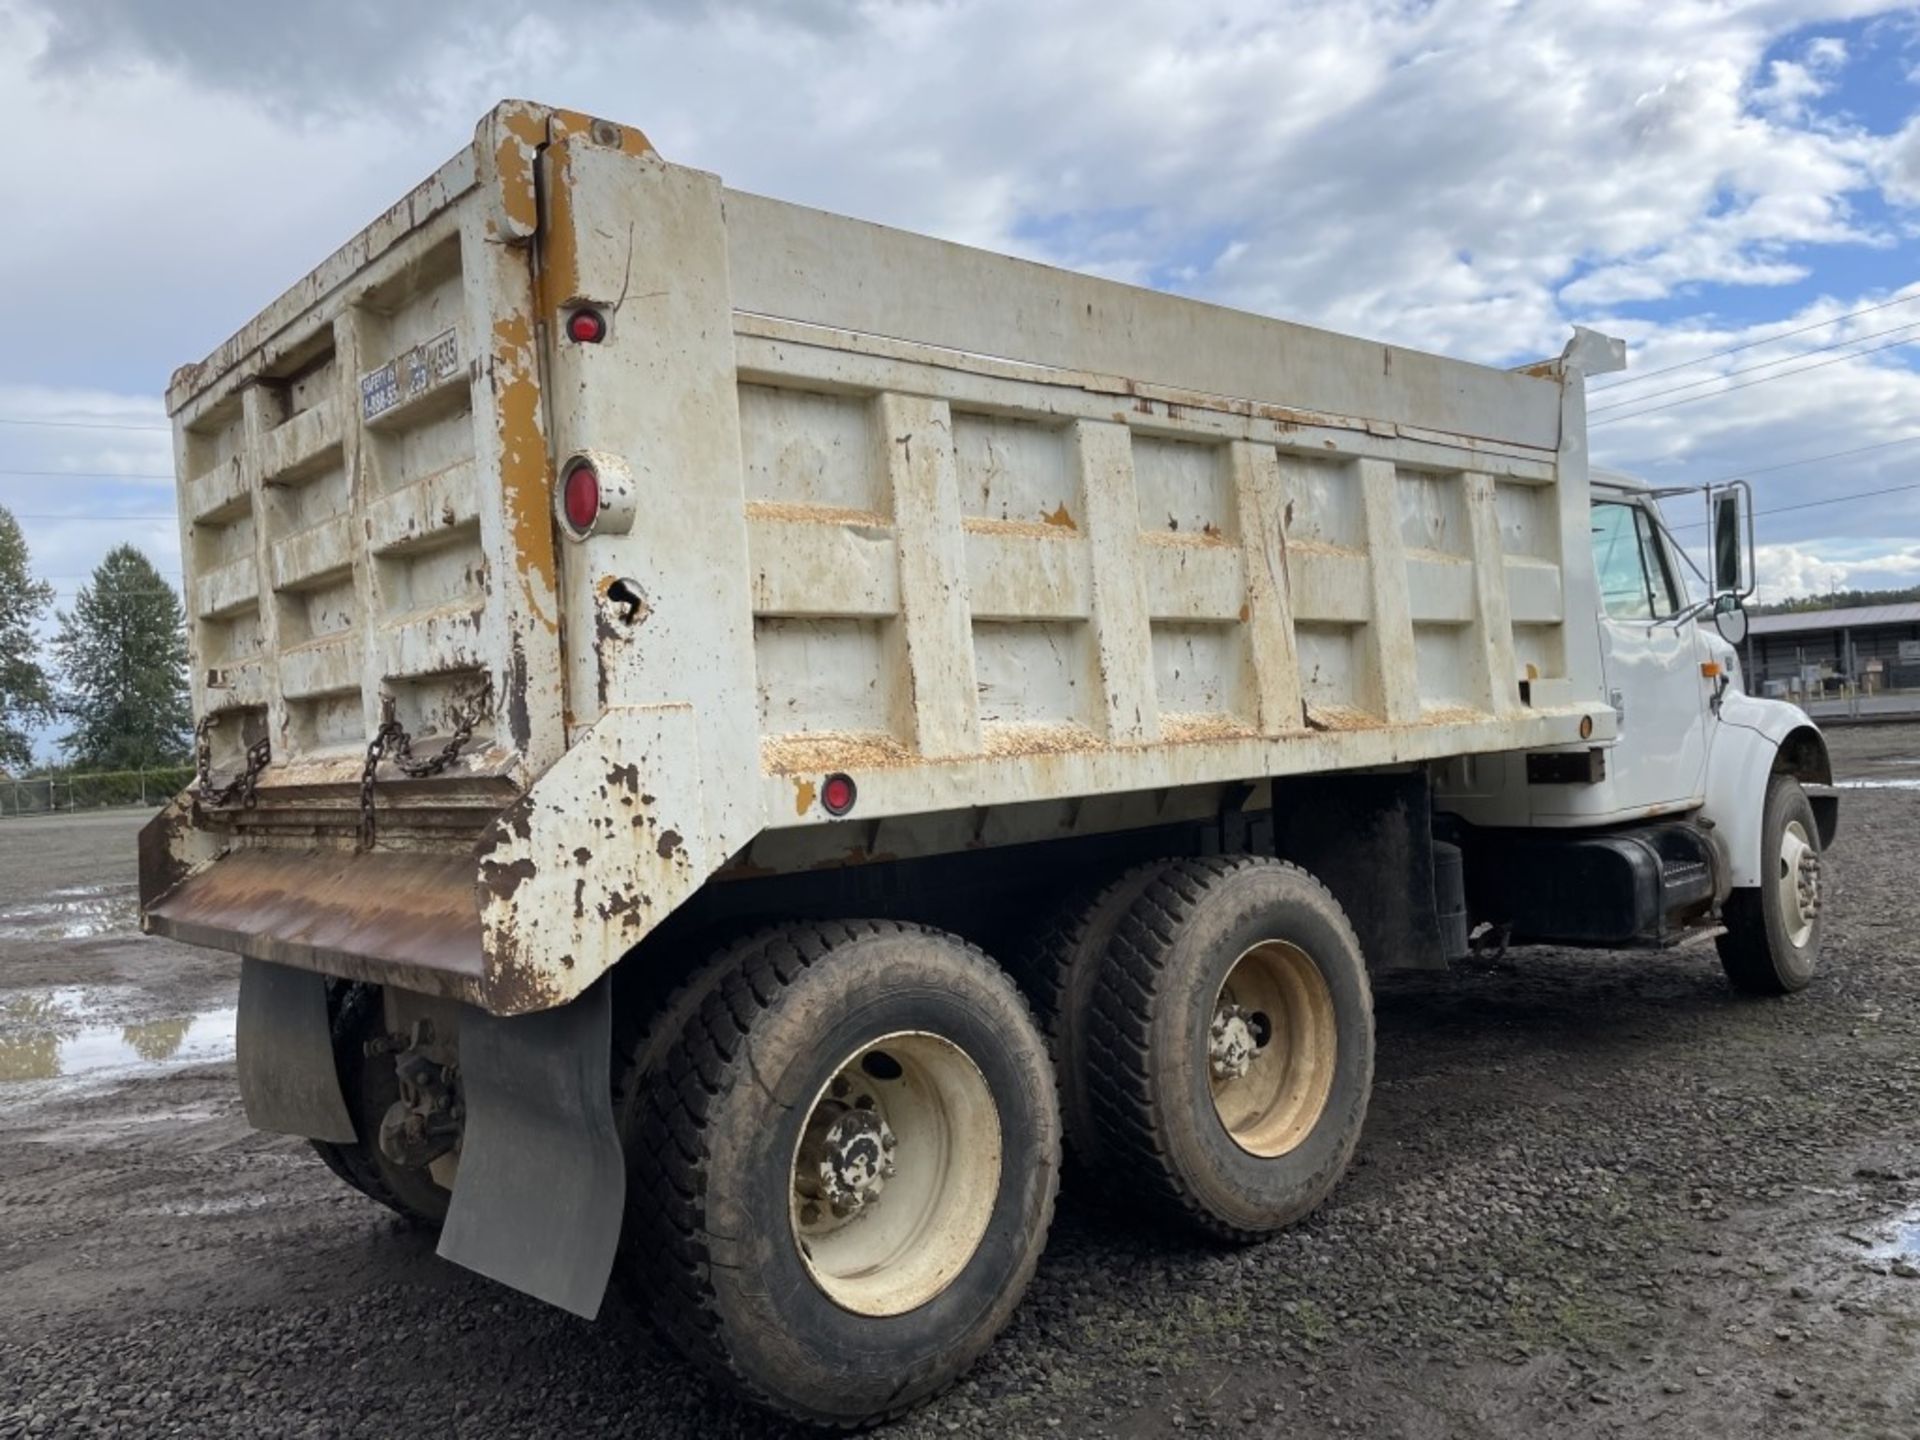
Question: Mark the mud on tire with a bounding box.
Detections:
[1087,856,1373,1242]
[621,920,1059,1428]
[1007,861,1176,1178]
[1718,774,1824,996]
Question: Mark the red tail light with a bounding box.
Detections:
[821,773,858,816]
[561,461,601,534]
[566,308,607,344]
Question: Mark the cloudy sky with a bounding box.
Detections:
[5,0,1920,721]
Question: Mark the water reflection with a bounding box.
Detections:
[0,1003,236,1083]
[0,882,139,942]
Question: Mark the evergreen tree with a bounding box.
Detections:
[53,545,192,771]
[0,506,56,774]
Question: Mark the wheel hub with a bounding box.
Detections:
[1209,1003,1266,1081]
[788,1032,1003,1318]
[1796,852,1821,919]
[806,1106,897,1216]
[1778,819,1821,946]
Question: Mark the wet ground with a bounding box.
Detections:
[3,733,1919,1438]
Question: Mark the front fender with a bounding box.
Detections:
[1703,692,1833,888]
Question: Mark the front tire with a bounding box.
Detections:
[624,921,1060,1427]
[1718,775,1824,995]
[1087,856,1374,1242]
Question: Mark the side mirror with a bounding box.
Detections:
[1710,484,1750,597]
[1713,593,1748,646]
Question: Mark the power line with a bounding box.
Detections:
[1667,479,1920,531]
[0,415,169,433]
[1590,290,1920,394]
[12,514,178,521]
[1587,317,1920,416]
[1591,333,1920,428]
[1695,433,1920,485]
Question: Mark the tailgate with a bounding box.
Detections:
[164,103,653,799]
[143,105,669,1015]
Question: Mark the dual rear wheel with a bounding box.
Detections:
[613,860,1374,1426]
[1030,855,1374,1239]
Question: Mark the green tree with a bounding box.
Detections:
[53,545,191,771]
[0,506,56,774]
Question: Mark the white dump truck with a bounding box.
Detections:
[139,100,1838,1426]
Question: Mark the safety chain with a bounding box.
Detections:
[193,714,272,809]
[357,697,480,851]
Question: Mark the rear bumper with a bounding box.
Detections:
[146,844,486,1002]
[139,704,711,1016]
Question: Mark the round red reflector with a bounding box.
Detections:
[567,308,607,344]
[562,463,601,532]
[821,773,857,816]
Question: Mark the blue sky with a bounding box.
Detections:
[4,0,1920,759]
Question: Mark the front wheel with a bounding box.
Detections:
[1718,775,1824,995]
[623,921,1059,1427]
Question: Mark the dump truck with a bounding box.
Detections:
[139,100,1838,1426]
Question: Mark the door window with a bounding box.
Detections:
[1591,501,1679,620]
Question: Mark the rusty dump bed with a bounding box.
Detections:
[144,99,1616,1016]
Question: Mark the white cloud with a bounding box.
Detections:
[2,0,1918,621]
[1756,539,1920,602]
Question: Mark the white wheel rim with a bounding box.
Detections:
[789,1030,1002,1317]
[1208,940,1338,1159]
[1777,818,1819,948]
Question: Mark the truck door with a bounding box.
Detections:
[1588,498,1710,812]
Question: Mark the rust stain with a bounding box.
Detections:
[490,309,559,635]
[793,777,818,815]
[655,829,683,859]
[479,855,538,902]
[1043,502,1077,530]
[1238,601,1251,623]
[538,138,583,315]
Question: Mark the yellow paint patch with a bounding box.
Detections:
[491,310,559,631]
[1042,502,1077,530]
[793,778,818,816]
[490,103,547,239]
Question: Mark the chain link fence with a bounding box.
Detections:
[0,766,195,817]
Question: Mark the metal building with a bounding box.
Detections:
[1746,602,1920,697]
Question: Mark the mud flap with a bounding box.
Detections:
[437,976,624,1319]
[236,958,357,1144]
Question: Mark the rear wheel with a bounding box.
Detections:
[1009,861,1174,1176]
[623,920,1059,1427]
[1088,856,1373,1241]
[307,983,449,1227]
[1718,775,1824,995]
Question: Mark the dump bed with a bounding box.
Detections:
[142,100,1613,1015]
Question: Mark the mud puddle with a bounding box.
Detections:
[0,882,138,941]
[1851,1201,1920,1267]
[0,986,235,1085]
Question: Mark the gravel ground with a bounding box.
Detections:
[2,730,1918,1439]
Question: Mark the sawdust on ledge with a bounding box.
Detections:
[762,730,912,774]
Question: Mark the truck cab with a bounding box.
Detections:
[1435,470,1838,981]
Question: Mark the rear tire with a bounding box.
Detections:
[307,983,450,1228]
[1718,775,1823,995]
[1087,856,1373,1242]
[624,920,1060,1427]
[1008,861,1174,1176]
